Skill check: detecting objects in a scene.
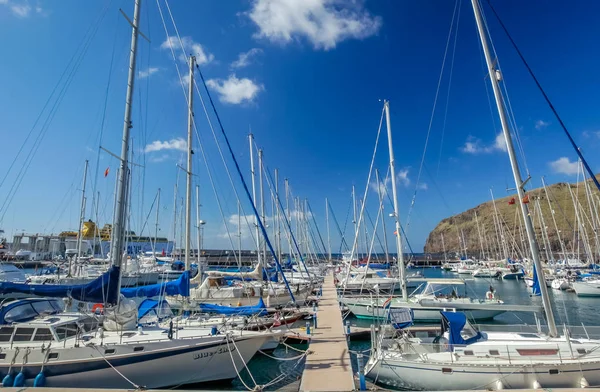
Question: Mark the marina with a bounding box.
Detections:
[1,0,600,390]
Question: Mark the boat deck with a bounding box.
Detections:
[300,271,355,392]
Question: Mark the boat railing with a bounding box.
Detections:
[476,324,600,339]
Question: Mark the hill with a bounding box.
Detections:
[423,176,600,260]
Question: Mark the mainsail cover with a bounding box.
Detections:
[0,266,120,305]
[121,270,190,298]
[198,297,267,316]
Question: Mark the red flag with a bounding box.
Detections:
[104,167,110,177]
[161,249,166,257]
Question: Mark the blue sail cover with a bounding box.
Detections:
[198,297,267,316]
[0,266,120,305]
[532,264,541,296]
[441,311,482,348]
[121,270,190,298]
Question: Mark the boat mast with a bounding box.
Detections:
[275,169,282,264]
[154,188,160,257]
[474,210,486,260]
[248,133,261,267]
[184,55,195,272]
[384,100,407,301]
[352,185,357,258]
[471,0,557,336]
[110,0,141,278]
[196,185,202,265]
[326,197,332,262]
[258,149,267,263]
[74,159,89,276]
[375,170,390,265]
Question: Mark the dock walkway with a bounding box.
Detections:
[300,271,354,392]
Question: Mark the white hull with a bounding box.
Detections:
[1,334,269,389]
[341,300,504,322]
[367,354,600,390]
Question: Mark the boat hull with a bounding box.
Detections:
[367,356,600,390]
[0,335,268,389]
[573,281,600,297]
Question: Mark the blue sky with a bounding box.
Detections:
[1,0,599,253]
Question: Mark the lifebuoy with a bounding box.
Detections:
[366,305,374,313]
[92,303,104,314]
[486,291,494,300]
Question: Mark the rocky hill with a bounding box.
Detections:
[424,177,600,260]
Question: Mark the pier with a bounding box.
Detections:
[300,271,355,392]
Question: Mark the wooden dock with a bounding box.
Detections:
[300,271,355,392]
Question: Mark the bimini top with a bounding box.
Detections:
[440,311,483,347]
[0,298,64,324]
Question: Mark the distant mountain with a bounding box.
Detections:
[423,177,600,261]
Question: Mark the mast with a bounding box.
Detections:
[237,201,242,265]
[490,189,507,260]
[74,159,89,276]
[376,170,390,264]
[285,178,292,259]
[154,188,160,256]
[184,55,195,271]
[171,178,178,255]
[352,185,357,257]
[471,0,557,336]
[248,133,261,266]
[326,197,332,262]
[474,211,486,260]
[258,149,267,263]
[110,0,141,275]
[196,185,202,265]
[275,169,282,264]
[384,100,407,300]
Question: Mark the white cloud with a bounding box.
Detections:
[549,157,579,175]
[535,120,549,130]
[461,133,506,154]
[247,0,382,50]
[397,169,410,186]
[139,67,159,79]
[1,0,46,17]
[206,75,264,104]
[160,36,214,65]
[144,138,187,153]
[370,169,411,194]
[231,48,263,69]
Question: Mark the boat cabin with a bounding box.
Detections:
[0,298,99,345]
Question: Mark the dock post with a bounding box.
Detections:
[346,320,351,335]
[313,309,318,329]
[306,321,311,335]
[357,353,366,391]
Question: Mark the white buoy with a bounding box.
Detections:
[580,377,589,388]
[532,380,542,389]
[495,379,504,390]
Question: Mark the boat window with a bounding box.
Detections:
[0,353,6,360]
[577,349,588,354]
[105,348,115,354]
[33,328,54,342]
[441,368,453,374]
[463,350,474,356]
[516,348,558,356]
[78,317,98,333]
[489,350,500,356]
[549,369,559,375]
[4,304,37,324]
[48,353,59,360]
[133,346,144,352]
[461,321,480,341]
[31,300,60,317]
[13,327,35,342]
[0,327,14,342]
[55,323,79,340]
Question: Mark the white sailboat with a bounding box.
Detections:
[364,1,600,389]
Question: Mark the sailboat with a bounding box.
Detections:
[364,1,600,389]
[0,2,272,388]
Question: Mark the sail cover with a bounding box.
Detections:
[121,270,190,298]
[0,266,120,305]
[441,311,482,348]
[198,297,267,316]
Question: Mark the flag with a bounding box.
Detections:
[104,167,110,177]
[382,296,393,310]
[393,230,398,236]
[531,265,541,296]
[161,249,166,257]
